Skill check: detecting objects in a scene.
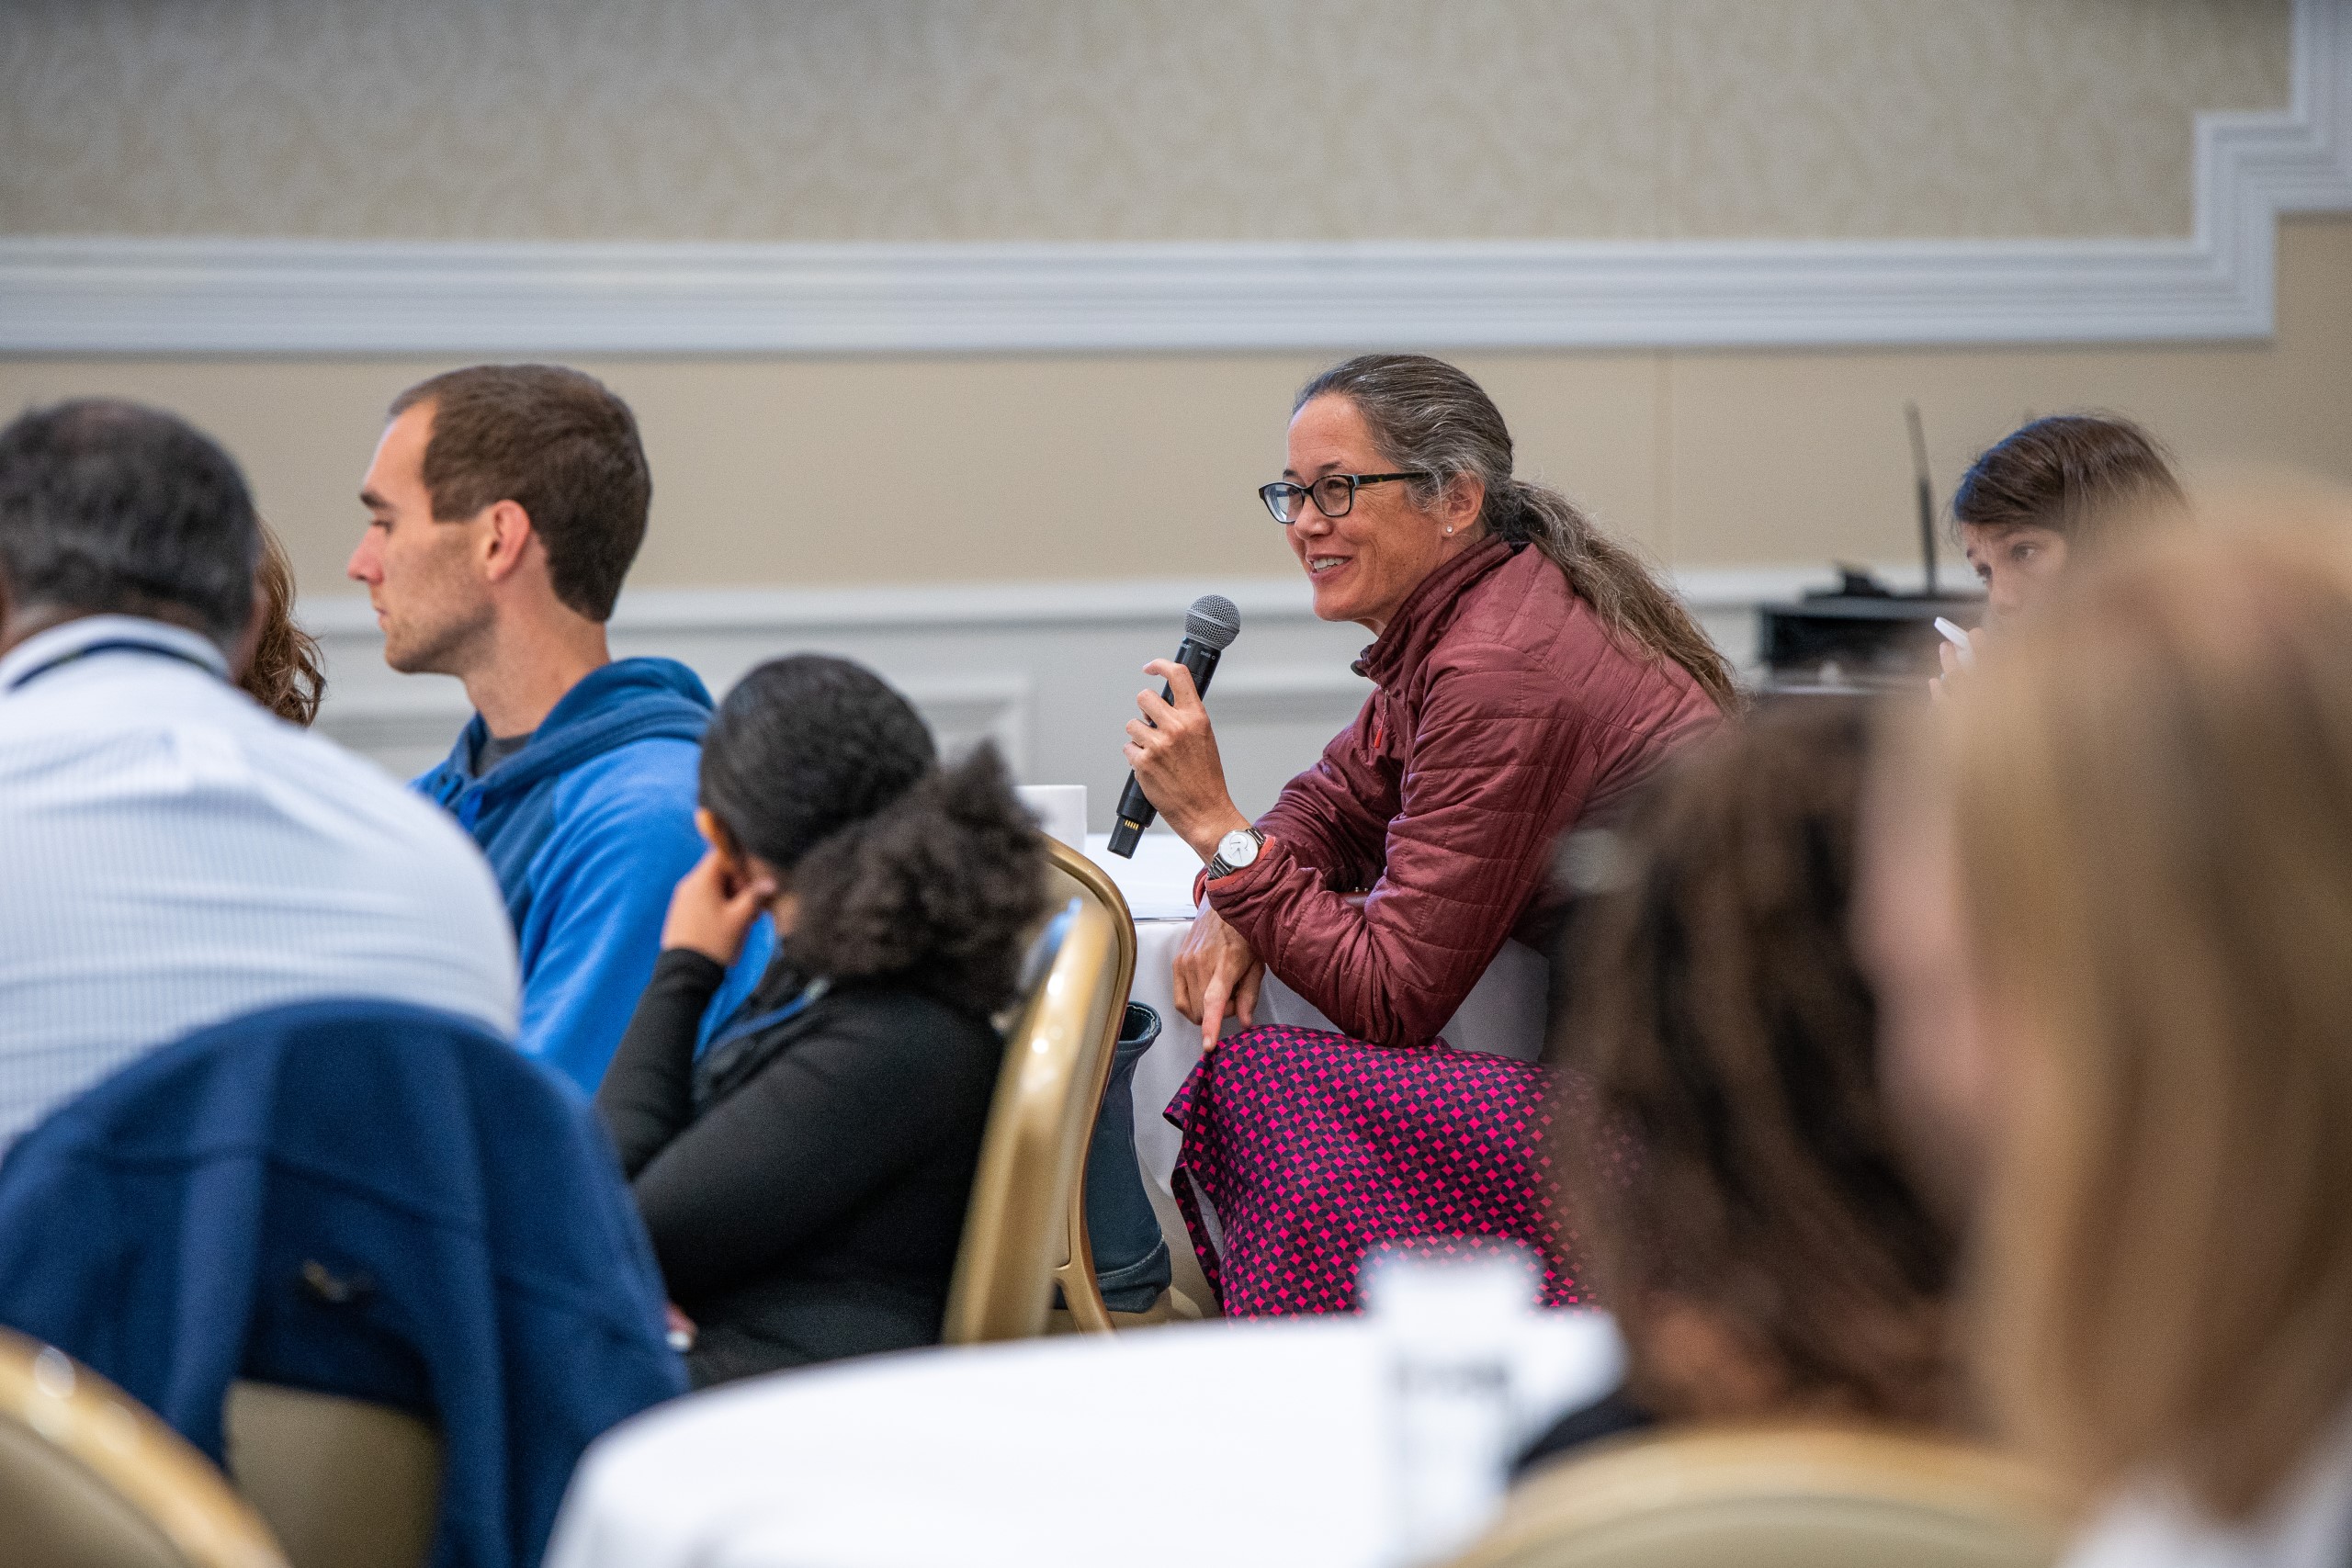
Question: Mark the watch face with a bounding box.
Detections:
[1219,829,1261,867]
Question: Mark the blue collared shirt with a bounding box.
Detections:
[0,615,521,1146]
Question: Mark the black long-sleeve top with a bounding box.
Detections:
[596,947,1003,1385]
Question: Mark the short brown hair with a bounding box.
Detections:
[389,365,650,621]
[1952,413,2185,550]
[1551,700,1957,1427]
[1945,514,2352,1519]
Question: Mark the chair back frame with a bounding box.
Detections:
[0,1327,287,1568]
[944,837,1137,1343]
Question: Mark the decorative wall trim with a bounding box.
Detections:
[298,566,1858,644]
[294,578,1342,639]
[3,0,2346,355]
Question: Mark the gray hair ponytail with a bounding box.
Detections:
[1294,355,1739,713]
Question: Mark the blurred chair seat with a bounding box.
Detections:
[0,1326,286,1568]
[223,1382,440,1568]
[944,839,1136,1344]
[1445,1422,2065,1568]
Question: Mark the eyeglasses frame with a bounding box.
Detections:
[1258,470,1433,525]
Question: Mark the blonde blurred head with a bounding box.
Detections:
[1930,498,2352,1520]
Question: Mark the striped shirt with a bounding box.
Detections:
[0,615,520,1147]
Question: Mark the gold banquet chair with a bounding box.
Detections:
[943,838,1137,1343]
[0,1327,287,1568]
[1444,1423,2064,1568]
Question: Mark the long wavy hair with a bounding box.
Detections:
[1295,355,1739,713]
[240,525,325,726]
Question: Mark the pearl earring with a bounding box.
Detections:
[1444,525,1454,535]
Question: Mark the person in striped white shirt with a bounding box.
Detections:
[0,399,519,1149]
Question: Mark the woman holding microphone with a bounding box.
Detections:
[1125,354,1729,1314]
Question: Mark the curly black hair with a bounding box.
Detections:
[699,654,1049,1018]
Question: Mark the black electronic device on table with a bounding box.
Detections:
[1754,403,1985,694]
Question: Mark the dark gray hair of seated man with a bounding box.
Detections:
[0,399,263,673]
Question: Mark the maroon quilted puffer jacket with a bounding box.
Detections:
[1207,534,1720,1047]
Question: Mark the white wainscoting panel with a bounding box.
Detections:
[305,564,1880,822]
[5,0,2346,354]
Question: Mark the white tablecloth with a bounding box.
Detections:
[547,1313,1623,1568]
[1083,833,1551,1202]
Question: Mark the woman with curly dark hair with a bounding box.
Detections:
[596,654,1049,1385]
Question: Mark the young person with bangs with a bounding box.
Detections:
[1933,412,2186,699]
[596,655,1049,1386]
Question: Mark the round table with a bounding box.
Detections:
[1080,834,1551,1205]
[546,1312,1623,1568]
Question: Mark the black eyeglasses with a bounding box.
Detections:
[1258,471,1430,525]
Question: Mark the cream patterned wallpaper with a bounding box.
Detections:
[0,0,2289,243]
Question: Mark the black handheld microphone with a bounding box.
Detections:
[1107,594,1241,858]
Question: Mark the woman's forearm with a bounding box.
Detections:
[1210,837,1521,1047]
[595,948,727,1177]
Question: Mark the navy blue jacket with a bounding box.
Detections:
[415,658,714,1092]
[0,998,688,1568]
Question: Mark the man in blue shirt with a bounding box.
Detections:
[349,364,710,1093]
[0,398,519,1146]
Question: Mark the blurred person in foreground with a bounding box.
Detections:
[1863,513,2352,1566]
[596,655,1048,1385]
[1521,699,1959,1468]
[1132,354,1731,1314]
[1933,413,2186,698]
[350,364,715,1092]
[0,400,515,1148]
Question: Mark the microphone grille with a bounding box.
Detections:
[1184,593,1241,650]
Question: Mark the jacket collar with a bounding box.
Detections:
[1351,533,1518,686]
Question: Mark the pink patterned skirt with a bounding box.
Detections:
[1165,1023,1588,1316]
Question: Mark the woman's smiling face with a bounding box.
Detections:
[1282,395,1476,635]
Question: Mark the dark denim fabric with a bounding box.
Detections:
[1081,1002,1175,1312]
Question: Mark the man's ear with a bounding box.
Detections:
[477,499,537,585]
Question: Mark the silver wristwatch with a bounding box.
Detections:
[1204,827,1266,881]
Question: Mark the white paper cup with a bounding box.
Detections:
[1016,784,1088,849]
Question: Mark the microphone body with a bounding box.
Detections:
[1107,636,1223,857]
